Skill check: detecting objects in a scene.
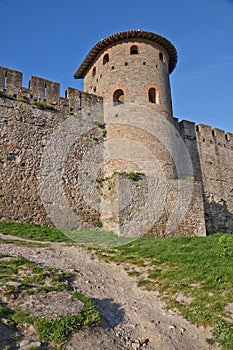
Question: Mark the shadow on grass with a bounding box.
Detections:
[64,229,137,248]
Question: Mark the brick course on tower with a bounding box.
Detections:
[0,30,232,236]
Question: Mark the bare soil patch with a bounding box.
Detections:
[0,235,221,350]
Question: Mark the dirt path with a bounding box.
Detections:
[0,235,220,350]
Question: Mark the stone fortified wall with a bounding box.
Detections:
[196,124,233,233]
[0,65,233,235]
[0,66,105,230]
[176,119,233,234]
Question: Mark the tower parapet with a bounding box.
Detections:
[74,30,177,116]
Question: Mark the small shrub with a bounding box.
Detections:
[102,129,107,138]
[18,95,29,104]
[0,91,15,100]
[112,171,145,181]
[185,176,195,182]
[92,120,106,128]
[128,172,138,181]
[97,221,103,228]
[36,101,55,110]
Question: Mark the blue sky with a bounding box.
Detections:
[1,0,233,132]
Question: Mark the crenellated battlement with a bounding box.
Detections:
[0,66,23,97]
[0,65,103,114]
[0,66,61,103]
[195,123,233,149]
[174,119,233,150]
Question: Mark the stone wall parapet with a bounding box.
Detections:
[196,123,233,148]
[0,65,103,115]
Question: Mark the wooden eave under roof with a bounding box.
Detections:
[73,30,178,79]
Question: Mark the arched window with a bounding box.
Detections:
[159,52,163,61]
[148,88,156,104]
[130,45,138,55]
[103,53,109,65]
[92,67,96,77]
[113,89,124,105]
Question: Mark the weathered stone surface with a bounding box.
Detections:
[0,30,232,236]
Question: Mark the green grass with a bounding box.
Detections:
[0,222,135,247]
[67,229,135,247]
[0,256,66,292]
[94,234,233,349]
[0,222,71,242]
[12,292,100,344]
[0,254,100,346]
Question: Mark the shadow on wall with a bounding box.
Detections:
[204,197,233,234]
[92,298,125,328]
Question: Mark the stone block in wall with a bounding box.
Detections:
[179,120,196,140]
[66,87,81,112]
[0,66,22,97]
[0,67,6,91]
[196,124,213,141]
[226,132,233,149]
[29,76,60,104]
[212,128,226,146]
[173,117,179,131]
[66,87,104,122]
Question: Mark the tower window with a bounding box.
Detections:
[92,67,96,77]
[103,53,109,65]
[130,45,138,54]
[159,52,164,61]
[148,88,156,104]
[113,89,124,106]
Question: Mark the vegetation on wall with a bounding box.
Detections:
[0,91,56,110]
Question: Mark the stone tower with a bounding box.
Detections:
[74,30,177,116]
[73,31,206,237]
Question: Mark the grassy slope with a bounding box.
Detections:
[0,222,71,242]
[0,222,134,246]
[1,222,233,348]
[95,234,233,349]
